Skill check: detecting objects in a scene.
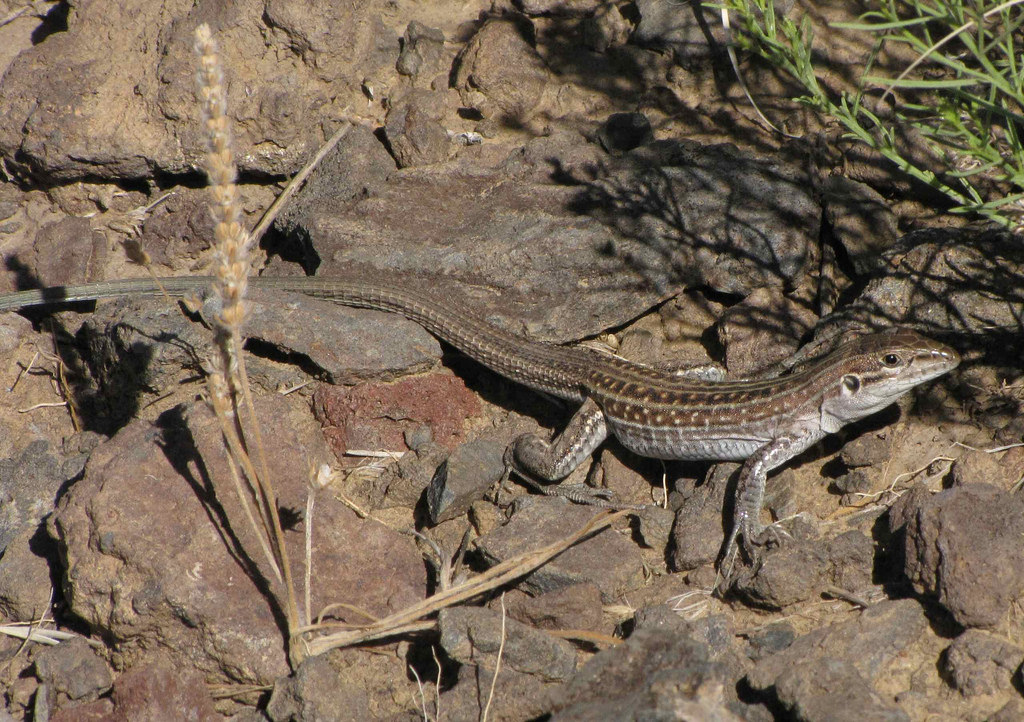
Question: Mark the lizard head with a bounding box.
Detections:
[820,328,959,425]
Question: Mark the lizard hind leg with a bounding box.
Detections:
[502,397,622,506]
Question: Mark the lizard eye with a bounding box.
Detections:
[881,353,901,367]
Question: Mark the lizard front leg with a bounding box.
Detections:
[720,427,827,580]
[504,397,616,505]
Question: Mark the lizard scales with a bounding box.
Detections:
[0,275,960,568]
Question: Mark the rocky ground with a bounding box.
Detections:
[0,0,1023,720]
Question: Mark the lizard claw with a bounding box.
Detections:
[748,522,792,552]
[545,483,648,510]
[547,483,615,502]
[716,519,793,594]
[502,448,634,508]
[715,545,740,595]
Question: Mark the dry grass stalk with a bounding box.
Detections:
[481,592,507,722]
[193,22,302,667]
[190,23,630,674]
[249,119,353,243]
[301,509,629,656]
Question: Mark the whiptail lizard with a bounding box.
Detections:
[0,276,960,576]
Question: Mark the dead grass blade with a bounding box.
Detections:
[301,509,630,656]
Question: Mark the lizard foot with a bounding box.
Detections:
[501,447,645,509]
[543,482,647,510]
[715,520,792,595]
[743,521,792,557]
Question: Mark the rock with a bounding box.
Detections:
[59,659,220,722]
[281,132,820,342]
[763,477,813,534]
[384,89,451,167]
[748,600,929,692]
[596,112,653,154]
[668,463,733,572]
[48,396,426,685]
[437,656,562,722]
[262,0,398,84]
[633,608,747,680]
[266,648,415,722]
[991,698,1024,721]
[582,3,632,51]
[821,176,899,276]
[233,290,443,385]
[615,327,664,366]
[427,439,506,524]
[890,483,1024,628]
[0,0,35,79]
[454,18,552,124]
[475,498,645,601]
[48,700,113,722]
[0,0,397,182]
[503,583,604,632]
[949,447,1024,489]
[273,124,396,255]
[825,530,875,594]
[468,499,505,536]
[593,447,661,508]
[362,442,450,510]
[773,657,909,722]
[229,709,269,722]
[74,288,443,429]
[404,424,433,451]
[717,287,818,376]
[732,538,830,609]
[633,0,727,59]
[943,629,1023,697]
[396,21,446,78]
[28,217,107,288]
[0,0,186,182]
[516,0,602,16]
[831,470,870,506]
[839,433,893,468]
[312,371,480,459]
[685,615,743,666]
[817,228,1024,338]
[435,605,575,721]
[746,622,796,661]
[439,605,578,681]
[281,131,676,343]
[0,441,63,554]
[135,188,217,267]
[550,627,744,721]
[634,505,675,551]
[73,298,213,429]
[576,140,821,297]
[0,312,32,356]
[631,603,688,635]
[0,433,98,620]
[0,524,56,622]
[33,637,113,710]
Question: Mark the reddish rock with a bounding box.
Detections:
[49,699,114,722]
[313,372,481,458]
[108,660,220,722]
[53,659,221,722]
[49,395,427,685]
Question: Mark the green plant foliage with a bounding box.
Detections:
[718,0,1024,230]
